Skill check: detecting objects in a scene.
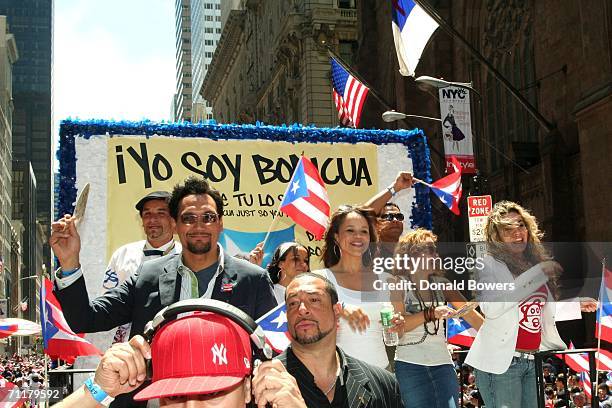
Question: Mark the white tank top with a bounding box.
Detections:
[315,268,392,369]
[394,276,453,366]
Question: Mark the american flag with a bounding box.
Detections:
[579,372,591,399]
[556,342,612,372]
[280,156,330,240]
[330,57,369,128]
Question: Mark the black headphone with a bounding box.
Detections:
[142,298,274,380]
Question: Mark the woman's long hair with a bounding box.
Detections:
[485,201,558,296]
[321,205,378,268]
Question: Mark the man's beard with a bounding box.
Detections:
[291,322,333,345]
[187,241,211,254]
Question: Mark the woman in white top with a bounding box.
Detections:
[265,242,310,304]
[313,205,394,369]
[390,229,483,408]
[465,201,566,408]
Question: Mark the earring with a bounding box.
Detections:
[333,243,341,259]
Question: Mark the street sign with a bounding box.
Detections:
[466,242,487,260]
[467,195,492,242]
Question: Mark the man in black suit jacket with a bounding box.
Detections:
[50,177,277,406]
[253,272,404,408]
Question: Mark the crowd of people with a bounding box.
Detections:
[42,173,611,407]
[0,354,49,386]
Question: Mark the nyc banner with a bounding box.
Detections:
[439,86,476,174]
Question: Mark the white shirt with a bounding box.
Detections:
[273,284,286,305]
[394,276,453,366]
[315,268,392,369]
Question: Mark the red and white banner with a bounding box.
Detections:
[439,86,476,174]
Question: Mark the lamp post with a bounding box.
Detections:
[382,110,442,123]
[415,76,480,97]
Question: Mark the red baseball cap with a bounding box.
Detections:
[134,312,252,401]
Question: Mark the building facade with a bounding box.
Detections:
[12,160,38,322]
[0,15,17,306]
[190,0,221,122]
[173,0,193,122]
[0,1,53,246]
[202,0,359,126]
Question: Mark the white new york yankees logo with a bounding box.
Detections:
[211,343,228,365]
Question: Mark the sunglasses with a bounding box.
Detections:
[180,212,219,225]
[379,213,404,222]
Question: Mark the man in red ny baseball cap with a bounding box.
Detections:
[55,312,305,408]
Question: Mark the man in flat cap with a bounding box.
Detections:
[103,191,181,343]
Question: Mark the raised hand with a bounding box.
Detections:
[49,214,81,270]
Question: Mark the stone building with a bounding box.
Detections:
[202,0,359,126]
[0,15,17,305]
[353,0,611,249]
[202,0,610,247]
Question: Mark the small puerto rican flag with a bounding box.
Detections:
[256,303,291,353]
[447,314,477,347]
[221,283,234,293]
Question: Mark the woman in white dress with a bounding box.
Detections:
[313,205,394,369]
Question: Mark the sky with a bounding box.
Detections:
[53,0,176,145]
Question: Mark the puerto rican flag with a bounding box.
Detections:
[0,375,26,408]
[391,0,439,77]
[0,323,17,339]
[280,156,330,240]
[579,372,592,399]
[330,57,369,128]
[41,278,101,362]
[447,314,477,347]
[596,265,612,343]
[556,342,612,372]
[429,156,462,215]
[256,303,291,353]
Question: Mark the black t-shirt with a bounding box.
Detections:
[195,262,219,297]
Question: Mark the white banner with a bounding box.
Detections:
[439,86,476,174]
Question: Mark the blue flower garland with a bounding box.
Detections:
[57,119,432,229]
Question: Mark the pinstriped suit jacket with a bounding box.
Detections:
[278,347,404,408]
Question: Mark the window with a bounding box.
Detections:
[216,28,221,34]
[205,39,214,46]
[215,16,221,21]
[205,52,213,58]
[205,15,213,21]
[205,27,213,33]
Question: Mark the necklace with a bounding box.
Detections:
[318,352,341,396]
[323,378,337,395]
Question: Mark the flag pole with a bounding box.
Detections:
[412,0,554,133]
[412,177,433,189]
[326,46,446,161]
[260,216,280,252]
[595,257,606,388]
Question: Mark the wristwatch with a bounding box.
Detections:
[84,377,115,407]
[387,185,397,197]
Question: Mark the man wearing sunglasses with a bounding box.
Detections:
[364,171,413,257]
[50,177,277,407]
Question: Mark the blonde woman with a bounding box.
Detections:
[465,201,566,408]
